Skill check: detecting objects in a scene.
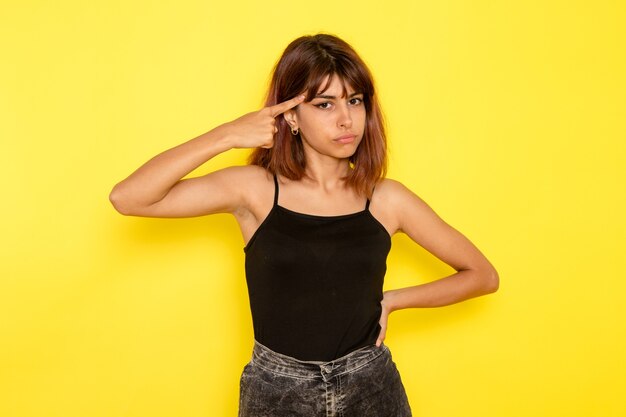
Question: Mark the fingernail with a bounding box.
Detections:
[298,94,305,100]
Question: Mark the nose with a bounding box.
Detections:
[337,102,353,129]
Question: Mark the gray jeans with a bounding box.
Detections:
[238,340,412,416]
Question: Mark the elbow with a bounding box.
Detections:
[483,267,500,294]
[109,185,135,216]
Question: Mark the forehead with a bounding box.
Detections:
[314,74,356,97]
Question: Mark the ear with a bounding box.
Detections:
[282,109,298,129]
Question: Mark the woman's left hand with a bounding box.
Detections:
[376,293,393,347]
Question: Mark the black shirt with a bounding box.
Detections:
[244,174,391,361]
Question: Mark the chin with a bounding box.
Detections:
[333,148,359,160]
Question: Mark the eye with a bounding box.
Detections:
[349,97,364,105]
[314,102,332,109]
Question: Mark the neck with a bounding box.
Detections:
[302,153,351,189]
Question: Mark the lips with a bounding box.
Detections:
[334,134,357,144]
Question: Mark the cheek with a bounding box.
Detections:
[298,114,327,136]
[356,111,367,132]
[352,106,366,121]
[295,110,315,129]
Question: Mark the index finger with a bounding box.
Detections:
[269,94,306,117]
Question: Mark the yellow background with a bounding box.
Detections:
[1,1,624,416]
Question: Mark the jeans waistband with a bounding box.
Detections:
[250,340,388,381]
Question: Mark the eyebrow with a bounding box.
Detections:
[313,92,363,99]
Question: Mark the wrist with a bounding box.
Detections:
[207,123,237,151]
[381,290,398,314]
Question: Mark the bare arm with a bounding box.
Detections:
[109,95,305,217]
[375,179,499,345]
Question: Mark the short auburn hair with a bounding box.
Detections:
[248,33,387,197]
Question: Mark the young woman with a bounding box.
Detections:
[110,33,499,417]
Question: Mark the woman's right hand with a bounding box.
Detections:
[222,94,305,149]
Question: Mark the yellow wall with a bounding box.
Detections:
[1,1,624,416]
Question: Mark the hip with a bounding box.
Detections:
[238,340,412,417]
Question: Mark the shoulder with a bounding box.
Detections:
[205,164,273,189]
[193,164,274,210]
[370,178,439,234]
[213,164,270,179]
[372,178,424,205]
[213,165,275,216]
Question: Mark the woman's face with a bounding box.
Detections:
[285,74,366,161]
